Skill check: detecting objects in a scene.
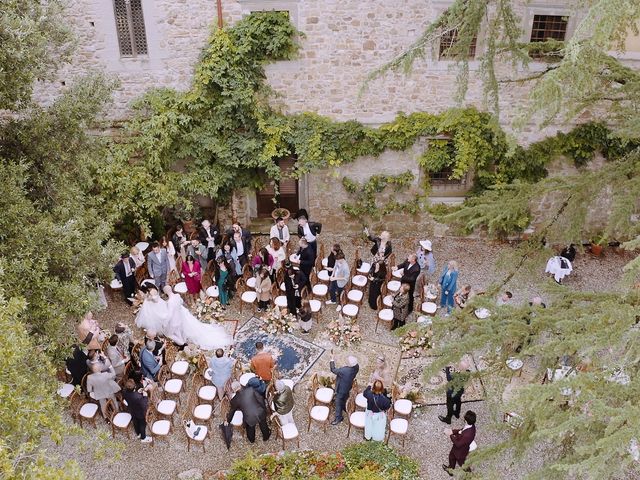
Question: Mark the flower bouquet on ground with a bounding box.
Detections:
[191,297,226,324]
[177,343,201,372]
[397,383,427,407]
[327,314,362,347]
[260,306,296,334]
[398,326,433,358]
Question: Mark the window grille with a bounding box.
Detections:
[530,15,568,43]
[430,166,465,186]
[114,0,148,57]
[439,29,477,59]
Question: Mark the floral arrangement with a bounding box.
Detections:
[327,315,362,347]
[260,306,296,334]
[399,328,433,358]
[177,343,201,371]
[397,383,427,406]
[131,291,145,316]
[192,297,226,324]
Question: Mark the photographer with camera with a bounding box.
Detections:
[438,359,471,424]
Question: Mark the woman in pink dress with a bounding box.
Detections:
[183,254,202,305]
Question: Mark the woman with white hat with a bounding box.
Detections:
[416,239,436,295]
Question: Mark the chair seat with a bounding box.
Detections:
[317,270,330,281]
[349,411,366,428]
[171,360,189,376]
[342,304,359,317]
[275,296,288,307]
[392,268,404,279]
[198,385,217,401]
[387,280,401,292]
[352,275,368,287]
[309,299,322,312]
[310,405,330,421]
[281,422,299,440]
[383,295,393,307]
[174,282,188,294]
[390,418,408,434]
[355,393,367,409]
[206,286,219,297]
[187,424,208,440]
[57,383,74,398]
[204,368,213,381]
[347,290,363,302]
[322,258,328,267]
[241,291,257,303]
[315,387,334,403]
[394,399,413,415]
[246,277,257,289]
[416,316,433,326]
[239,372,256,386]
[357,262,371,274]
[231,410,243,426]
[421,302,437,314]
[110,279,123,289]
[152,419,171,435]
[164,379,183,394]
[281,379,295,390]
[113,412,132,428]
[79,403,98,418]
[378,309,394,321]
[280,282,286,292]
[312,284,328,296]
[469,440,478,452]
[157,399,177,415]
[194,404,213,420]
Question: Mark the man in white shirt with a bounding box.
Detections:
[327,253,349,304]
[199,219,220,262]
[233,231,247,266]
[297,215,321,259]
[270,216,290,248]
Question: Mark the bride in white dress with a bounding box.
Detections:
[135,285,169,333]
[162,286,232,350]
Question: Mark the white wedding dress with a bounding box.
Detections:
[165,291,232,350]
[135,291,169,333]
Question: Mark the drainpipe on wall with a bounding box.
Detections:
[216,0,224,29]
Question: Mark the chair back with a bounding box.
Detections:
[310,270,318,284]
[104,398,117,420]
[101,338,110,354]
[318,243,325,261]
[235,277,246,293]
[388,253,396,269]
[157,365,169,385]
[232,359,243,380]
[135,263,148,286]
[339,290,348,307]
[165,342,178,365]
[131,342,142,368]
[81,373,89,394]
[167,269,181,287]
[197,353,209,375]
[311,373,319,392]
[176,256,184,275]
[276,267,285,285]
[219,397,230,420]
[201,270,213,290]
[376,295,383,311]
[346,395,356,415]
[192,372,205,391]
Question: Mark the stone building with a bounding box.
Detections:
[33,1,640,231]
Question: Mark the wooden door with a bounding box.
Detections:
[256,157,299,217]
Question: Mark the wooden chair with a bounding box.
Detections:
[381,283,394,308]
[350,264,368,291]
[391,383,413,419]
[194,373,217,406]
[219,396,244,439]
[273,414,300,449]
[310,271,329,300]
[375,295,394,332]
[70,391,99,428]
[184,393,209,452]
[105,398,132,439]
[355,247,372,275]
[152,385,178,426]
[175,255,184,275]
[242,263,253,280]
[165,341,178,367]
[131,342,143,369]
[311,373,334,407]
[167,342,189,379]
[307,391,329,433]
[318,243,325,263]
[346,395,365,438]
[147,407,171,446]
[340,291,359,321]
[345,280,365,306]
[302,286,323,322]
[387,416,409,448]
[237,278,257,313]
[158,365,183,406]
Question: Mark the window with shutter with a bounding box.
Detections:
[113,0,148,57]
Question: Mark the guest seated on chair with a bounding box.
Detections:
[140,340,161,380]
[272,380,294,425]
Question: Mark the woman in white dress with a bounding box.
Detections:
[267,237,286,278]
[162,286,232,351]
[135,285,169,333]
[162,236,177,273]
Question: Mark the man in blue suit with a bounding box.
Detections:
[330,353,359,425]
[140,340,161,380]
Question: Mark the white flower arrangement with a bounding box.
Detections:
[260,306,296,334]
[191,297,226,324]
[399,328,433,357]
[327,314,362,347]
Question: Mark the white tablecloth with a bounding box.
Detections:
[545,256,572,282]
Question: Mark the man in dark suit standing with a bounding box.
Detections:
[439,360,471,424]
[330,353,359,425]
[394,253,421,313]
[227,382,271,443]
[296,210,321,259]
[443,410,477,476]
[199,219,221,262]
[113,252,137,302]
[296,238,315,290]
[225,223,252,256]
[123,379,153,443]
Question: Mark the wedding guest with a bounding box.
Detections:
[325,243,341,275]
[330,353,359,425]
[297,238,315,289]
[369,355,393,388]
[296,212,321,259]
[497,291,513,306]
[367,260,387,310]
[140,340,161,380]
[252,247,274,274]
[106,334,129,380]
[267,237,286,276]
[115,323,133,356]
[199,219,221,262]
[439,260,459,315]
[143,330,165,359]
[391,283,411,330]
[86,349,111,373]
[76,311,102,350]
[327,252,349,305]
[218,240,242,276]
[416,239,436,293]
[363,380,391,441]
[171,224,188,258]
[183,254,202,304]
[255,267,272,312]
[395,254,421,313]
[284,265,306,315]
[209,349,234,400]
[226,223,252,266]
[273,380,295,425]
[439,360,471,424]
[113,252,137,301]
[270,217,290,249]
[298,299,312,334]
[214,257,233,306]
[160,237,176,274]
[147,241,169,291]
[227,382,271,443]
[365,228,392,262]
[65,345,88,386]
[187,237,208,270]
[250,342,275,382]
[129,246,145,269]
[86,362,121,418]
[123,379,152,443]
[443,410,477,476]
[454,285,474,309]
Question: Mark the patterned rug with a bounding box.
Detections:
[233,317,325,384]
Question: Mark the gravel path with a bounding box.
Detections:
[48,235,635,479]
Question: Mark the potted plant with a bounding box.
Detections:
[271,207,290,221]
[174,203,199,235]
[590,232,607,256]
